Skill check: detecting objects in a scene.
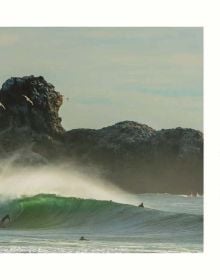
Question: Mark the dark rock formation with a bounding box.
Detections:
[64,121,203,194]
[0,76,203,194]
[0,75,65,160]
[0,75,64,135]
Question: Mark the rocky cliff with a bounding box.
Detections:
[0,76,203,194]
[64,121,203,194]
[0,76,65,163]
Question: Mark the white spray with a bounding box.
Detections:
[0,154,139,205]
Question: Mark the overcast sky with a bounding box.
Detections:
[0,27,203,131]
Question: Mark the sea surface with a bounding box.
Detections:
[0,193,203,253]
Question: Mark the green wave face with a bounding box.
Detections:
[1,195,115,229]
[0,194,203,234]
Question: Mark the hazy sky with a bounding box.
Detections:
[0,27,203,131]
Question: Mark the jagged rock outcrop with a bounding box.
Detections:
[0,75,65,160]
[0,76,203,194]
[64,121,203,194]
[0,75,64,135]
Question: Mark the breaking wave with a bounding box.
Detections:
[0,194,203,235]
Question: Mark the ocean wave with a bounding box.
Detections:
[0,194,203,233]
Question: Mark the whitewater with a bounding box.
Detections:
[0,163,203,253]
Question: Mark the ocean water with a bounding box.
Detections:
[0,193,203,253]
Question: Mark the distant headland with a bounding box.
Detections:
[0,76,203,194]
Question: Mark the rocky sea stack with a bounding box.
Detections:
[0,75,64,134]
[0,75,203,194]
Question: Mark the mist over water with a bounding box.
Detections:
[0,153,138,205]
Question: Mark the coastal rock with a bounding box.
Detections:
[0,76,203,194]
[0,75,64,135]
[64,121,203,194]
[0,75,65,160]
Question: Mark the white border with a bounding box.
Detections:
[0,0,207,27]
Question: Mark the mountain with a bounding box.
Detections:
[0,76,203,194]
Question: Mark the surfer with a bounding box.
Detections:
[0,214,10,227]
[79,236,89,241]
[138,202,144,208]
